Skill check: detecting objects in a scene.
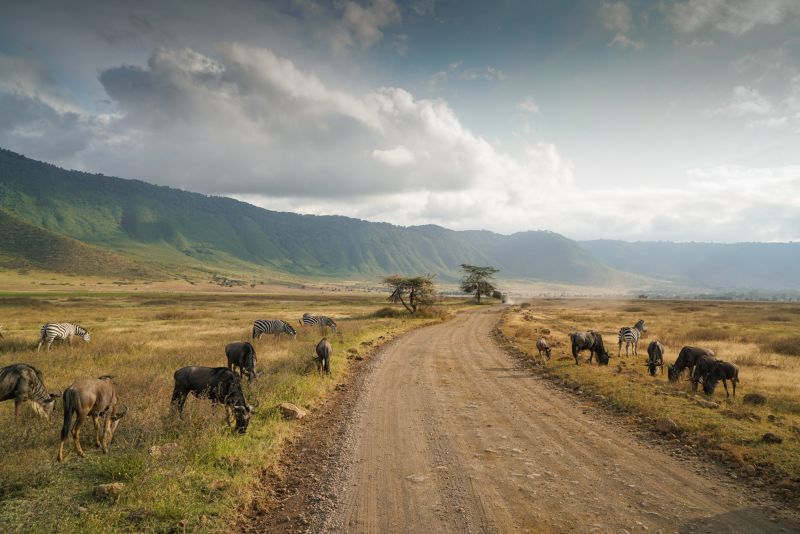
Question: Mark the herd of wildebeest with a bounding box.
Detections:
[0,313,336,462]
[535,318,740,396]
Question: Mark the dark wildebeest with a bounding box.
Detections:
[225,341,257,382]
[668,346,715,382]
[0,363,58,422]
[316,338,332,374]
[646,341,664,376]
[57,376,127,462]
[703,361,739,397]
[536,338,552,361]
[569,331,610,365]
[690,353,719,391]
[171,366,256,434]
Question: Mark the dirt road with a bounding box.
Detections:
[252,308,798,533]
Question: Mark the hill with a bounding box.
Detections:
[0,148,631,286]
[0,208,156,278]
[580,240,800,291]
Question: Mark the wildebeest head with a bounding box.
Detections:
[31,393,59,419]
[667,364,679,382]
[233,402,257,433]
[597,349,610,365]
[646,362,658,376]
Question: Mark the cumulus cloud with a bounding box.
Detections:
[601,2,632,33]
[332,0,401,51]
[517,97,540,113]
[707,86,773,117]
[670,0,800,35]
[372,145,415,166]
[608,33,644,50]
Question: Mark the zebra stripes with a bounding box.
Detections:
[618,319,646,356]
[300,313,337,332]
[37,323,90,352]
[252,319,297,340]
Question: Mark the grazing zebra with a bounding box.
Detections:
[37,323,90,352]
[252,319,297,340]
[618,319,646,357]
[300,313,337,333]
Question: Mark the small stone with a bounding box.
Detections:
[278,402,308,420]
[743,393,767,405]
[655,417,679,434]
[762,432,783,444]
[744,464,756,477]
[149,442,179,459]
[77,506,88,514]
[405,473,427,483]
[94,482,125,500]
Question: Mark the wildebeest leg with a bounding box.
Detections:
[73,413,86,457]
[93,414,102,447]
[171,390,187,417]
[722,379,729,397]
[101,414,112,453]
[14,397,21,423]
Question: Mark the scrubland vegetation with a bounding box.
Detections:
[499,299,800,494]
[0,292,461,533]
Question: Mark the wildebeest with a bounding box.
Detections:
[703,361,739,397]
[0,363,58,422]
[171,366,256,433]
[536,338,552,361]
[225,341,257,382]
[646,341,664,376]
[316,338,332,374]
[57,376,126,462]
[618,319,647,356]
[569,331,610,365]
[37,322,90,352]
[690,353,719,391]
[668,346,715,382]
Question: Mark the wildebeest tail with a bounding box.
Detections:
[61,389,76,441]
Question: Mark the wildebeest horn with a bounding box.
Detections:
[251,400,260,408]
[247,404,257,413]
[112,405,128,419]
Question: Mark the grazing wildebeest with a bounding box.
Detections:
[57,376,126,462]
[315,338,333,374]
[225,341,257,382]
[703,361,739,397]
[0,363,58,422]
[646,341,664,376]
[171,366,256,434]
[618,319,647,356]
[569,331,610,365]
[668,346,715,382]
[536,338,552,361]
[690,353,719,391]
[37,322,90,352]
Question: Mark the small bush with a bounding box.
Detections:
[685,327,731,341]
[765,336,800,357]
[367,307,406,318]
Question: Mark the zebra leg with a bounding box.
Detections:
[618,340,622,357]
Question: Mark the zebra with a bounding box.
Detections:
[252,319,297,340]
[300,313,337,333]
[37,323,91,352]
[618,319,646,357]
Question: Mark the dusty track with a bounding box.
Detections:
[247,308,799,533]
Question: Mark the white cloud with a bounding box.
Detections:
[372,145,415,166]
[708,86,773,117]
[333,0,401,51]
[670,0,800,35]
[608,33,644,50]
[601,2,632,33]
[517,97,540,113]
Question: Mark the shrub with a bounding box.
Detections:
[765,336,800,357]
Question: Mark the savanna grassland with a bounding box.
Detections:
[499,299,800,494]
[0,291,463,533]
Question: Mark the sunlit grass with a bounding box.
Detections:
[0,291,464,532]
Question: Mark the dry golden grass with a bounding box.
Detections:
[500,298,800,486]
[0,291,464,533]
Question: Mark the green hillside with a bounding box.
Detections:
[0,209,156,278]
[0,148,627,285]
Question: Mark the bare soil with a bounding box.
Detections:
[243,308,800,533]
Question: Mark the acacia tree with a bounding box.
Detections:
[383,274,436,314]
[460,264,499,303]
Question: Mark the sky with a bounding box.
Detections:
[1,0,799,242]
